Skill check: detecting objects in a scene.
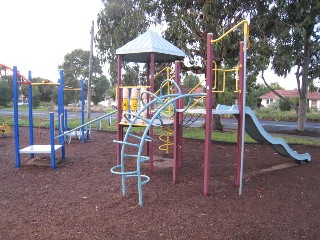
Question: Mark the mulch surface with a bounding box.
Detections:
[0,127,319,239]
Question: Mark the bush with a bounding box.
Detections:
[278,97,292,111]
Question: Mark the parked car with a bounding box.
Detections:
[68,102,80,107]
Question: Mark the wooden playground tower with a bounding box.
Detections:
[115,30,186,170]
[111,21,249,206]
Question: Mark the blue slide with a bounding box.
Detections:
[217,105,311,162]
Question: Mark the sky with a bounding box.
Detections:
[1,0,313,90]
[1,0,104,82]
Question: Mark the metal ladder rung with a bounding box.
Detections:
[141,175,151,185]
[127,133,153,142]
[113,140,140,148]
[123,154,150,162]
[129,113,151,125]
[110,165,138,176]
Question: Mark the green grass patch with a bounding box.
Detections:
[1,113,319,146]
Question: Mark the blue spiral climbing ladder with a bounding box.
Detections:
[111,80,202,206]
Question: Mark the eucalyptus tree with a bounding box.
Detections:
[252,0,320,130]
[96,0,319,131]
[59,49,107,105]
[96,0,149,86]
[141,0,268,130]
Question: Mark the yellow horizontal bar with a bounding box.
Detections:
[31,83,60,86]
[64,88,81,91]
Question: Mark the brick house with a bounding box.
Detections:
[259,89,320,111]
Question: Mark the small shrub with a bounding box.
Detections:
[279,97,292,111]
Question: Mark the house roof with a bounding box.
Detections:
[192,87,205,94]
[260,90,320,100]
[116,30,186,63]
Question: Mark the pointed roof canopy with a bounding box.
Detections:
[116,30,186,63]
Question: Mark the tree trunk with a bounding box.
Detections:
[296,37,310,131]
[297,99,307,131]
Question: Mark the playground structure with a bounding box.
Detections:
[11,67,65,169]
[0,63,117,169]
[111,22,311,206]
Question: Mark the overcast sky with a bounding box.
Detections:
[1,0,103,82]
[1,0,311,90]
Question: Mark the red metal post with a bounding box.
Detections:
[204,33,214,196]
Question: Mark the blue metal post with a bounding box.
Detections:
[28,71,34,158]
[58,70,65,159]
[80,79,85,143]
[49,112,56,169]
[13,66,20,168]
[58,70,64,136]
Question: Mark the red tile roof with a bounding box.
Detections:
[192,87,205,94]
[260,90,320,100]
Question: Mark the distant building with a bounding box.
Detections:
[259,89,320,111]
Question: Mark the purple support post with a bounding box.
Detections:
[204,33,214,196]
[116,55,123,165]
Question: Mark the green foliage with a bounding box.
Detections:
[31,87,41,108]
[92,75,110,105]
[278,97,299,111]
[253,0,319,130]
[59,49,110,105]
[96,0,149,85]
[95,0,319,131]
[183,74,200,93]
[0,77,12,107]
[32,77,56,102]
[279,97,292,111]
[219,92,236,106]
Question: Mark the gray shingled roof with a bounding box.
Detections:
[116,30,186,63]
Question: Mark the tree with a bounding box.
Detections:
[96,0,149,85]
[141,0,269,130]
[252,0,320,130]
[96,1,319,131]
[0,77,12,107]
[97,0,266,130]
[31,77,55,103]
[59,49,109,105]
[183,74,200,93]
[92,75,110,105]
